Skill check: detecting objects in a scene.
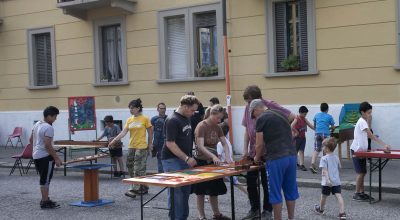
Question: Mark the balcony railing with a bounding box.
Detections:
[57,0,136,19]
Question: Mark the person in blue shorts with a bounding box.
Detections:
[251,99,299,220]
[310,103,335,174]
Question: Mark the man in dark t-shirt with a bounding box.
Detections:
[250,99,299,220]
[161,95,199,220]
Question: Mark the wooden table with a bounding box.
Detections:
[353,150,400,203]
[69,163,114,207]
[122,164,263,220]
[54,140,109,176]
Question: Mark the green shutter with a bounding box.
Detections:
[298,0,309,71]
[274,2,287,72]
[34,33,53,86]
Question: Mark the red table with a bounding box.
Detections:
[352,150,400,203]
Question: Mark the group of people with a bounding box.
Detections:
[29,85,392,220]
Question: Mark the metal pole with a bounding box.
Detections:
[222,0,234,145]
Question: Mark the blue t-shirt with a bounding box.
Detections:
[313,112,335,135]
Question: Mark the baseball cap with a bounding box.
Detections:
[249,99,265,119]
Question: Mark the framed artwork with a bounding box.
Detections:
[68,96,96,131]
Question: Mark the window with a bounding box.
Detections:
[266,0,317,76]
[158,3,224,82]
[94,17,128,85]
[27,27,57,89]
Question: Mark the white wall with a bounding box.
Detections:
[1,103,399,157]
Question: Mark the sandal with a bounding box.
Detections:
[198,217,208,220]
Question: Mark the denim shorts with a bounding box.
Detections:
[314,134,329,152]
[351,150,367,174]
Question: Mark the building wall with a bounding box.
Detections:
[0,0,399,154]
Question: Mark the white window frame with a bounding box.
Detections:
[158,3,225,83]
[27,27,58,89]
[265,0,318,77]
[93,16,128,86]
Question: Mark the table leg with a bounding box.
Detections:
[84,169,99,202]
[257,171,261,220]
[379,158,382,201]
[369,158,372,204]
[140,192,144,220]
[171,188,175,220]
[64,147,67,176]
[230,176,235,220]
[95,148,98,164]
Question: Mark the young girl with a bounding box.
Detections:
[193,104,233,220]
[109,98,153,198]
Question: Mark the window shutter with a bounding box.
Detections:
[34,33,53,86]
[166,16,188,79]
[195,12,216,27]
[274,2,287,72]
[298,0,308,71]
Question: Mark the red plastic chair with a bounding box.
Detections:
[6,127,24,148]
[9,144,34,176]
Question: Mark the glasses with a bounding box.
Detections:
[159,108,166,110]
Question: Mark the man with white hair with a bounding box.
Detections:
[250,99,299,220]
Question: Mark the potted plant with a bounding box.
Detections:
[281,54,300,71]
[196,65,218,77]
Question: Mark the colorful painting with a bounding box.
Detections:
[68,96,96,131]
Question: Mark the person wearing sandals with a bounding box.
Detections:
[109,98,153,198]
[193,104,233,220]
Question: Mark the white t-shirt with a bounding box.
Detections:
[350,117,369,152]
[32,121,54,159]
[217,137,233,162]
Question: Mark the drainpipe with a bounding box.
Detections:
[222,0,234,146]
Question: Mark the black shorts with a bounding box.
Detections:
[109,147,123,157]
[34,155,55,187]
[351,150,367,174]
[294,137,306,152]
[322,185,341,196]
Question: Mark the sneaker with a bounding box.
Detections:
[261,210,273,220]
[241,209,260,220]
[360,192,375,201]
[310,164,318,174]
[299,165,308,171]
[40,200,60,209]
[338,212,347,219]
[124,191,137,198]
[213,213,231,220]
[120,171,126,178]
[131,188,149,195]
[297,163,300,168]
[313,205,325,215]
[352,193,368,202]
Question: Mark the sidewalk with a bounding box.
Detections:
[1,146,399,194]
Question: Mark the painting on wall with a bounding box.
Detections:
[68,96,96,131]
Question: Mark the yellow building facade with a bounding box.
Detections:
[0,0,399,154]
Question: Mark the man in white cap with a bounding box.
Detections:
[250,99,299,220]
